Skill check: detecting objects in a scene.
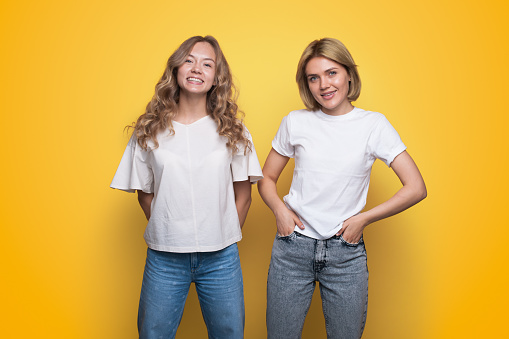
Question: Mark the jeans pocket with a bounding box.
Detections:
[339,234,363,247]
[276,231,297,241]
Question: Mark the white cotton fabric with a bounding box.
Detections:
[272,107,407,240]
[111,115,263,252]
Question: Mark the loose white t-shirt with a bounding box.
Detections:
[272,107,407,240]
[111,115,263,252]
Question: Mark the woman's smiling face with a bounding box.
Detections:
[177,42,217,97]
[305,56,353,116]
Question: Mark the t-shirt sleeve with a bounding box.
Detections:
[369,115,407,167]
[231,127,263,183]
[271,115,295,158]
[110,134,154,193]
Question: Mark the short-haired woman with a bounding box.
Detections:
[258,38,426,339]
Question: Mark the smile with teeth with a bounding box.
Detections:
[321,90,336,99]
[187,77,204,83]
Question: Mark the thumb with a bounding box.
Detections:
[336,225,346,236]
[294,216,305,230]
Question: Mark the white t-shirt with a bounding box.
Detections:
[272,107,406,240]
[111,115,263,252]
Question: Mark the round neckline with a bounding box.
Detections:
[315,106,360,121]
[172,114,211,127]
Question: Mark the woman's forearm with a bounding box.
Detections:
[236,197,252,228]
[233,180,252,228]
[362,180,426,225]
[362,151,426,226]
[257,177,287,215]
[137,190,154,220]
[338,151,426,243]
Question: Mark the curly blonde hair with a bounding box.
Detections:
[130,35,251,153]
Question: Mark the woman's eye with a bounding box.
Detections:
[308,76,317,82]
[329,71,337,76]
[185,59,192,63]
[204,63,212,68]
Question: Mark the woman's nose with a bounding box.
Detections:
[319,77,329,89]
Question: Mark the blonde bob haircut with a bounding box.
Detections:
[296,38,361,111]
[130,35,250,153]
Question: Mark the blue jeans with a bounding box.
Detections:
[138,244,245,339]
[266,232,369,339]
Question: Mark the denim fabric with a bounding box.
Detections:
[138,244,245,339]
[266,232,368,339]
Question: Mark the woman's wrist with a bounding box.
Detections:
[358,211,375,228]
[272,201,289,217]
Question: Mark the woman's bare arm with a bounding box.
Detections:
[257,148,305,236]
[337,151,427,243]
[137,190,154,220]
[233,180,252,228]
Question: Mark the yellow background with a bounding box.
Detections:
[1,0,508,338]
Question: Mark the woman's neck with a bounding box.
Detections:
[175,93,209,124]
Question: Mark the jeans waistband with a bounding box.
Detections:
[294,231,341,241]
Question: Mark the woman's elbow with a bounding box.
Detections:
[405,181,427,205]
[257,177,265,188]
[416,182,427,202]
[236,192,252,209]
[244,195,252,208]
[257,177,274,196]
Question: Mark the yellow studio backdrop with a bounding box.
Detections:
[1,0,507,337]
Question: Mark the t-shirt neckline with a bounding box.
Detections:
[172,114,211,127]
[316,106,361,121]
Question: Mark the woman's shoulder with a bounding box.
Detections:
[353,107,389,123]
[283,109,319,125]
[240,123,253,140]
[353,108,401,136]
[287,108,313,118]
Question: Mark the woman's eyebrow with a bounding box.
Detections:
[188,54,216,63]
[307,67,338,77]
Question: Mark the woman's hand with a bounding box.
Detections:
[336,213,368,244]
[274,205,304,237]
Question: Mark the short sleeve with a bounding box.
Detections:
[271,115,295,158]
[110,134,154,193]
[231,127,263,183]
[369,115,407,167]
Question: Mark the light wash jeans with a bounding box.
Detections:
[266,232,369,339]
[138,243,245,339]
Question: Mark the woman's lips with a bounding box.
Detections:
[321,90,336,99]
[187,77,204,83]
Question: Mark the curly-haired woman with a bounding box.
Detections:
[111,36,262,339]
[258,38,427,338]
